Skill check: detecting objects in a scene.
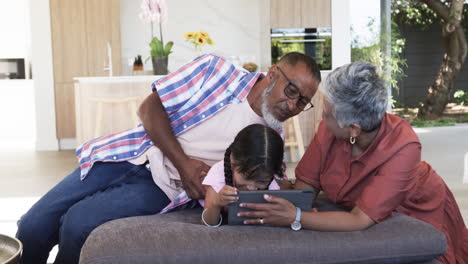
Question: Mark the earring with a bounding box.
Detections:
[349,137,356,145]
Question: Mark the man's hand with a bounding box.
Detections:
[215,185,238,207]
[139,93,210,199]
[179,158,211,199]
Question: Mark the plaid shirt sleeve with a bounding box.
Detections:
[151,54,213,114]
[151,53,252,134]
[76,54,261,182]
[151,54,237,116]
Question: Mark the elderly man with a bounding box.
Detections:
[16,52,321,264]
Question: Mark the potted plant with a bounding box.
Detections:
[139,0,173,75]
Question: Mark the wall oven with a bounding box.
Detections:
[271,28,331,70]
[0,58,26,79]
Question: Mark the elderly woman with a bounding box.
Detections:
[240,62,467,263]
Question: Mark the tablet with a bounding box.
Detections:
[227,189,315,225]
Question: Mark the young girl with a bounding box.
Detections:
[200,124,285,227]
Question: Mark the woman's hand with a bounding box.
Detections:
[214,185,239,207]
[238,194,297,226]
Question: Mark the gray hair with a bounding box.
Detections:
[321,62,388,132]
[261,77,282,130]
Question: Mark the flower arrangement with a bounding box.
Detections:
[183,30,215,55]
[139,0,173,58]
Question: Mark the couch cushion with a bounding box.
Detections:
[80,206,446,264]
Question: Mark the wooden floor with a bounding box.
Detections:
[0,150,77,197]
[0,149,466,225]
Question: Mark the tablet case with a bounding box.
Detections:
[227,189,315,225]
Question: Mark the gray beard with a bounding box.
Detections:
[261,79,283,131]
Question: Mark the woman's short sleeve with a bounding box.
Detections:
[295,121,331,190]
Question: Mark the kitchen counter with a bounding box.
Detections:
[74,75,163,146]
[74,75,164,83]
[73,73,326,158]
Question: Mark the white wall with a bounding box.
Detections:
[29,0,59,151]
[0,0,29,59]
[331,0,351,69]
[30,0,350,150]
[120,0,267,74]
[0,80,35,150]
[121,0,350,75]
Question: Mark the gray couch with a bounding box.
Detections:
[79,196,446,264]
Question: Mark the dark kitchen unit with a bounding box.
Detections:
[0,58,26,79]
[271,28,331,70]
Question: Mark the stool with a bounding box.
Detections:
[284,115,305,162]
[90,96,141,138]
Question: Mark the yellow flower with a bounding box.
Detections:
[198,31,209,39]
[183,32,195,39]
[184,30,214,55]
[196,35,206,45]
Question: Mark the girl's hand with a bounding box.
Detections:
[238,194,297,226]
[215,185,238,207]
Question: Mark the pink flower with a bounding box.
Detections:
[139,0,168,24]
[138,0,172,57]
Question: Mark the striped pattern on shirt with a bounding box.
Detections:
[76,54,263,180]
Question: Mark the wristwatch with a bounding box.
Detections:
[290,207,302,231]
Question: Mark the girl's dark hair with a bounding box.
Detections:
[224,124,284,187]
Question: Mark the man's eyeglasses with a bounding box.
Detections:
[277,66,314,111]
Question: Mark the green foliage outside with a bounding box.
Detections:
[389,1,468,127]
[410,114,468,127]
[392,0,468,106]
[320,37,332,70]
[411,118,456,127]
[454,90,468,105]
[458,113,468,123]
[271,38,304,64]
[271,36,332,70]
[351,18,407,95]
[392,1,468,37]
[392,98,406,108]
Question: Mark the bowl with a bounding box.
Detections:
[0,234,22,264]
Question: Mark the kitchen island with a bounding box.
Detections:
[74,73,325,161]
[74,76,163,146]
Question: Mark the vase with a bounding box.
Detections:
[151,56,168,75]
